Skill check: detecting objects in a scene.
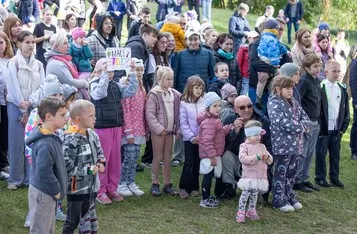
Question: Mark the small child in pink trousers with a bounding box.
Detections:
[236,120,273,223]
[90,58,138,204]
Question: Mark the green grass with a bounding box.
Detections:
[1,4,357,234]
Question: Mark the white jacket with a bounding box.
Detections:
[6,50,45,110]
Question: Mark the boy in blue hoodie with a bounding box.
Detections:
[26,97,68,234]
[207,62,230,98]
[108,0,127,42]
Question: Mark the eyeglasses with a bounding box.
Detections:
[235,104,253,110]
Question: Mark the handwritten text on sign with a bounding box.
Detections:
[106,48,131,71]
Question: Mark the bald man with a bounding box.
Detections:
[217,95,272,202]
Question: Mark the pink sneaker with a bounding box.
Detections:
[236,211,245,223]
[246,209,260,220]
[96,193,112,205]
[107,191,124,201]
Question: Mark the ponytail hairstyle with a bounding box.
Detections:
[155,66,174,86]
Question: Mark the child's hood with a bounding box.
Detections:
[161,23,182,34]
[25,126,59,146]
[197,111,217,125]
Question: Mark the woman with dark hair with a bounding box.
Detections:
[87,14,120,65]
[6,31,45,190]
[316,34,334,80]
[62,13,77,38]
[152,32,169,67]
[0,32,14,178]
[3,16,22,54]
[213,33,242,94]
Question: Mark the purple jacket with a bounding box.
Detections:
[145,86,181,135]
[179,98,205,142]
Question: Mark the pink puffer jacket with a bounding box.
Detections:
[145,86,181,136]
[197,111,232,159]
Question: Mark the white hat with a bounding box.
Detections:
[185,29,200,39]
[132,57,144,68]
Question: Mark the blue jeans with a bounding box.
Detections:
[7,102,30,186]
[287,17,299,44]
[240,77,249,95]
[202,0,212,22]
[350,107,357,155]
[248,87,269,114]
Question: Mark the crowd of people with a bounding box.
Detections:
[0,0,356,233]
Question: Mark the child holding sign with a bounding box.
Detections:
[89,58,138,204]
[69,27,94,81]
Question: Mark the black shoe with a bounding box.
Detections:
[315,179,332,188]
[304,182,320,191]
[219,184,236,201]
[352,154,357,160]
[262,192,270,204]
[136,164,144,172]
[294,183,314,193]
[330,178,345,188]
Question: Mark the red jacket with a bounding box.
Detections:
[197,111,232,159]
[237,44,250,78]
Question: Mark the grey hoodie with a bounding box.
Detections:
[45,50,88,99]
[26,127,67,201]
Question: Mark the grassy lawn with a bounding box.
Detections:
[1,3,357,234]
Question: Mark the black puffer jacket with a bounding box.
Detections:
[214,50,242,95]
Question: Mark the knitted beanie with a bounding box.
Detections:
[72,27,86,40]
[203,92,221,109]
[264,19,280,30]
[44,74,64,97]
[62,84,78,101]
[280,63,299,78]
[318,22,330,31]
[220,83,237,100]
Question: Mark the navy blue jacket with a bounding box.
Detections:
[228,11,251,49]
[172,46,215,93]
[108,0,127,20]
[284,1,304,21]
[349,59,357,106]
[319,81,350,136]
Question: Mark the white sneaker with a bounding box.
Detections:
[117,184,133,197]
[24,213,30,228]
[292,202,303,210]
[128,183,145,196]
[279,205,295,213]
[0,171,9,180]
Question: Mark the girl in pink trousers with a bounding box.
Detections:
[236,120,273,223]
[90,58,138,204]
[146,66,181,196]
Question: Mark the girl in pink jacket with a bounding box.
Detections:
[197,92,232,208]
[236,120,273,223]
[146,66,181,196]
[117,58,147,197]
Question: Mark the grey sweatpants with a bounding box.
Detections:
[221,150,241,186]
[295,121,320,184]
[29,185,56,234]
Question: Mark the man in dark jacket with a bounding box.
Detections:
[125,23,158,171]
[315,60,350,188]
[17,0,40,24]
[248,18,292,113]
[284,0,304,44]
[128,6,152,39]
[348,46,357,160]
[217,95,272,202]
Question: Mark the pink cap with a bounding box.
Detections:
[72,27,86,40]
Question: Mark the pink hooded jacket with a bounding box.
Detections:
[239,140,273,180]
[145,86,181,136]
[197,111,232,159]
